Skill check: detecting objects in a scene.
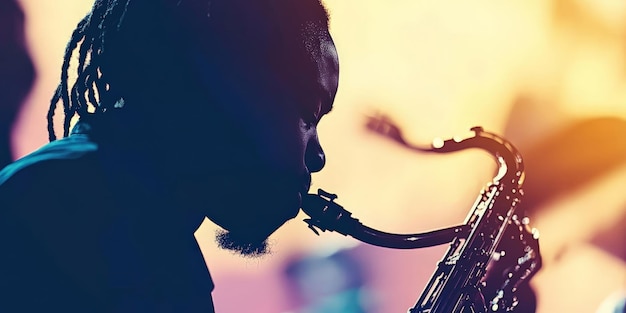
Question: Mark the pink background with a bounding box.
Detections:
[12,0,626,312]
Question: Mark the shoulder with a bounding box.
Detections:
[0,134,112,300]
[0,134,98,184]
[0,134,100,208]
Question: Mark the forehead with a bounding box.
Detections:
[204,0,330,52]
[267,0,330,29]
[212,0,333,81]
[268,0,334,82]
[177,0,336,94]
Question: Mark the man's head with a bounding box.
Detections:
[50,0,339,256]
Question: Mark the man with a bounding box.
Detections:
[0,0,338,311]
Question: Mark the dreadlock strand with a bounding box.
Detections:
[47,16,90,141]
[94,73,109,113]
[74,8,105,116]
[47,85,63,141]
[88,66,105,113]
[66,77,82,137]
[86,74,99,115]
[88,33,106,113]
[85,1,123,111]
[77,38,93,78]
[72,61,94,114]
[116,0,131,29]
[47,0,118,139]
[91,0,129,114]
[76,10,95,77]
[50,0,223,139]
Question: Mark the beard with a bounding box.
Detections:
[215,229,271,258]
[200,170,306,258]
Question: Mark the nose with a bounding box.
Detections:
[305,138,326,173]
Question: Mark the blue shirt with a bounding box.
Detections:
[0,120,215,312]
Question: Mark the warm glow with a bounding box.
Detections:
[14,0,626,312]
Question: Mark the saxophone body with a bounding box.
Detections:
[301,125,542,313]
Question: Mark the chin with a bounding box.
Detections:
[208,191,301,254]
[220,184,301,218]
[218,205,297,245]
[215,229,271,258]
[213,199,298,258]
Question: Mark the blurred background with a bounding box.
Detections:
[5,0,626,312]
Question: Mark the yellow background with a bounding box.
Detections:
[13,0,626,312]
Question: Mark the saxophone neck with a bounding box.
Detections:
[301,189,470,249]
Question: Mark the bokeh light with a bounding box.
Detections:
[12,0,625,312]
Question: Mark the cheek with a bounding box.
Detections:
[218,89,307,172]
[192,51,309,172]
[252,114,309,173]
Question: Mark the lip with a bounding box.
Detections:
[295,192,304,215]
[293,176,312,217]
[301,173,312,193]
[300,175,312,197]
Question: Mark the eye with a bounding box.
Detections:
[302,99,322,127]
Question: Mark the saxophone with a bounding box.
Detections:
[300,118,542,313]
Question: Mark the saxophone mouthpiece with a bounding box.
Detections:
[301,189,358,237]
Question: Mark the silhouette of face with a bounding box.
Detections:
[178,1,339,254]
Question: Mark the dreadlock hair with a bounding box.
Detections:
[47,0,330,142]
[47,0,131,141]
